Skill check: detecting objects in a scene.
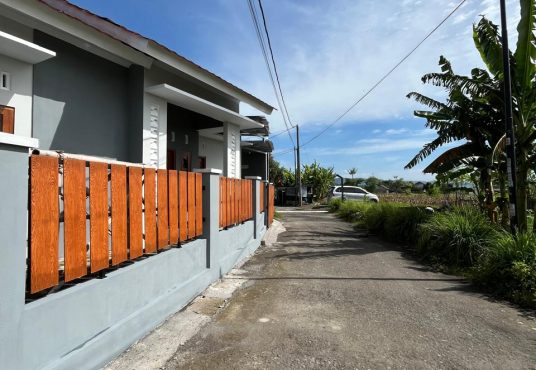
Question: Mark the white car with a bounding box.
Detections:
[329,186,379,202]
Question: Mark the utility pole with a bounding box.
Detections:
[499,0,519,232]
[296,125,302,206]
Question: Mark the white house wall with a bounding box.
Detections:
[143,93,167,168]
[0,54,33,138]
[0,16,34,138]
[199,136,224,171]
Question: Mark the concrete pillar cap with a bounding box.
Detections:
[193,168,223,175]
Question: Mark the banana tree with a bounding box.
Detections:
[408,1,536,231]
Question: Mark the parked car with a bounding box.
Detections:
[329,186,379,202]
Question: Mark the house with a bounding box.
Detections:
[375,184,390,194]
[0,1,276,369]
[0,0,274,177]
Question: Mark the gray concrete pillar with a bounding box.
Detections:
[0,134,38,369]
[194,168,221,269]
[222,122,241,178]
[245,176,261,239]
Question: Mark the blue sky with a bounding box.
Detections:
[71,0,520,181]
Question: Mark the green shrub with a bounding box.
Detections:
[474,232,536,307]
[328,198,343,212]
[337,200,369,223]
[417,207,500,267]
[362,203,431,244]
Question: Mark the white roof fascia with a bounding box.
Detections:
[0,0,153,68]
[146,84,264,130]
[0,30,55,63]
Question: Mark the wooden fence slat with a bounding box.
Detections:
[219,177,223,228]
[30,155,59,293]
[260,182,265,213]
[144,168,157,253]
[187,172,196,238]
[179,171,188,242]
[63,158,87,282]
[111,164,127,265]
[157,170,169,249]
[168,170,179,245]
[89,162,109,273]
[195,173,203,236]
[128,167,143,259]
[224,178,228,227]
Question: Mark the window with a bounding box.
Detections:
[0,106,15,134]
[0,72,10,91]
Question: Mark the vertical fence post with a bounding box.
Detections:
[0,137,38,368]
[245,176,261,239]
[261,180,270,229]
[194,168,221,268]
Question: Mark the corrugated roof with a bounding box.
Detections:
[37,0,275,114]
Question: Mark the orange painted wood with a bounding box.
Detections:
[237,179,240,223]
[144,168,157,253]
[268,184,275,226]
[219,177,223,228]
[168,170,179,245]
[128,167,143,259]
[260,182,265,213]
[111,165,127,265]
[230,179,235,225]
[195,173,203,236]
[187,172,196,238]
[157,170,170,249]
[63,158,87,282]
[89,162,109,273]
[30,155,59,293]
[223,178,228,227]
[179,171,188,242]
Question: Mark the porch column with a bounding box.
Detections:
[223,122,241,178]
[246,176,261,239]
[0,133,38,369]
[194,168,221,269]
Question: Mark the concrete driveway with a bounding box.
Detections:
[165,210,535,370]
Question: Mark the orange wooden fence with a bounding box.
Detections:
[259,182,265,213]
[29,154,203,294]
[219,177,253,229]
[268,184,275,226]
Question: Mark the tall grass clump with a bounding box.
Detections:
[474,232,536,307]
[328,198,343,212]
[417,207,500,267]
[337,200,369,223]
[364,203,431,244]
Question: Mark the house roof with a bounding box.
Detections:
[36,0,275,114]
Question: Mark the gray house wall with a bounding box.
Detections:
[32,31,132,161]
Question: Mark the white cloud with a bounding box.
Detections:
[231,0,520,135]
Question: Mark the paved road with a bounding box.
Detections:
[166,211,536,370]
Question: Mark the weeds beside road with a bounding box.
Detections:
[329,198,536,308]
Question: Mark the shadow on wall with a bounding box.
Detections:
[32,31,130,161]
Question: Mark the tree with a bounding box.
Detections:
[269,155,295,187]
[407,1,536,231]
[364,176,380,192]
[347,167,358,179]
[301,161,335,201]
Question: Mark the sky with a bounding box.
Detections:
[71,0,521,181]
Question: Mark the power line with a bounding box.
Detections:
[257,0,294,128]
[247,0,295,148]
[274,0,468,154]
